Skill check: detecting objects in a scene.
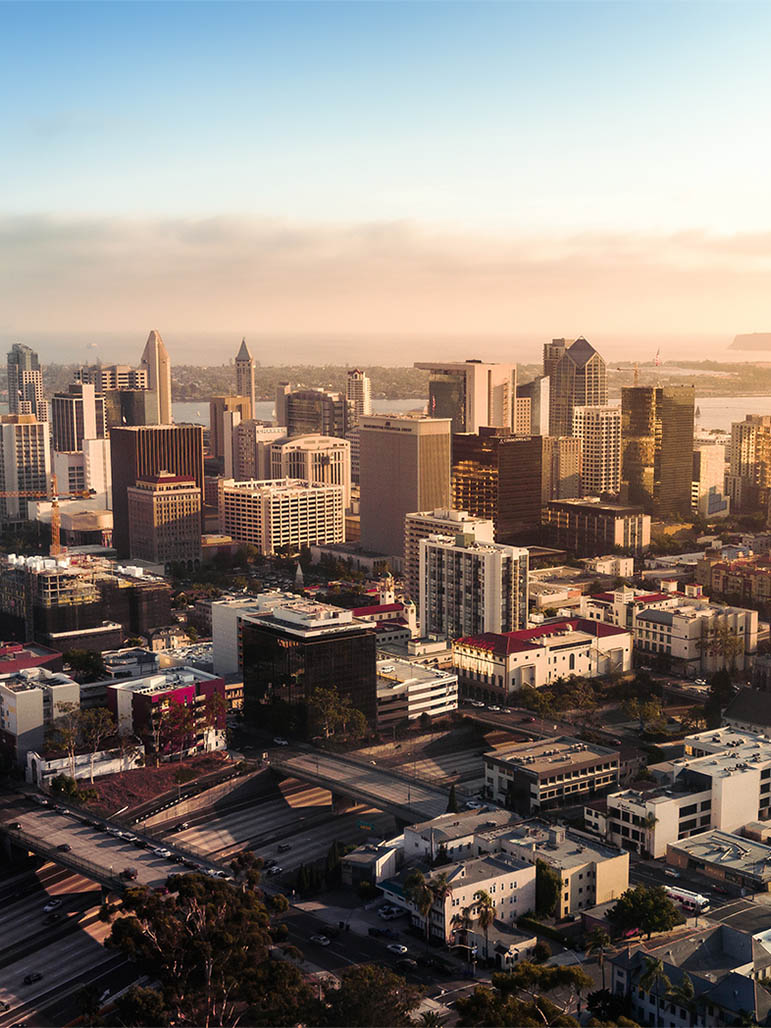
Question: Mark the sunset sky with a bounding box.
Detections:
[2,1,770,361]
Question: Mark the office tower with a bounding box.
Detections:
[109,425,204,557]
[7,343,46,421]
[50,383,106,452]
[127,472,202,567]
[346,368,372,422]
[727,415,771,513]
[359,415,451,556]
[235,338,255,416]
[516,376,550,436]
[270,434,351,508]
[209,395,252,459]
[620,385,695,517]
[232,422,287,480]
[103,388,149,429]
[414,360,517,434]
[83,437,112,506]
[139,330,172,425]
[692,444,730,519]
[240,599,377,725]
[572,405,621,496]
[542,497,651,554]
[419,532,528,638]
[545,337,608,437]
[275,383,349,439]
[544,436,582,499]
[76,364,148,391]
[219,478,345,554]
[0,415,51,522]
[404,508,495,600]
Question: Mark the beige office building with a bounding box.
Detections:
[219,477,344,554]
[572,405,621,496]
[127,472,202,567]
[270,434,351,507]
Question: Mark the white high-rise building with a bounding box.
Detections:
[414,360,517,434]
[0,415,51,522]
[270,434,351,508]
[404,508,495,600]
[419,532,528,639]
[219,478,345,554]
[7,343,46,422]
[346,369,372,421]
[140,330,172,425]
[572,405,621,496]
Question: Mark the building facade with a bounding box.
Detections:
[7,343,46,421]
[541,497,651,554]
[572,405,621,496]
[0,414,51,523]
[376,657,458,727]
[139,329,172,425]
[545,337,608,438]
[0,668,79,766]
[276,384,349,439]
[219,477,344,554]
[127,472,202,567]
[235,338,255,415]
[692,443,730,519]
[414,360,517,434]
[209,395,253,459]
[50,382,106,453]
[404,508,495,600]
[346,368,372,422]
[270,434,351,508]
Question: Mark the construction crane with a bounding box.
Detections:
[0,473,90,557]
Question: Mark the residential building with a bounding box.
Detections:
[404,508,495,600]
[209,395,252,459]
[414,360,517,434]
[76,363,148,392]
[692,443,730,519]
[542,497,651,554]
[0,667,79,766]
[106,667,226,756]
[109,424,204,557]
[453,616,632,700]
[620,385,696,516]
[234,338,255,415]
[219,477,344,554]
[572,405,621,496]
[360,415,451,557]
[516,376,550,436]
[239,599,377,724]
[127,472,202,568]
[346,368,372,422]
[545,337,608,438]
[270,433,351,508]
[376,657,458,727]
[727,414,771,513]
[50,382,106,453]
[139,329,172,425]
[403,808,521,863]
[419,533,529,639]
[697,550,771,605]
[484,736,620,814]
[7,343,46,421]
[231,422,287,480]
[579,555,634,577]
[275,383,349,439]
[0,414,51,523]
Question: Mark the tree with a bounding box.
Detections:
[457,962,591,1026]
[666,972,696,1027]
[707,622,744,672]
[585,928,611,989]
[155,699,197,756]
[405,870,434,947]
[415,1013,447,1028]
[535,858,562,918]
[64,648,106,683]
[640,812,658,858]
[112,985,169,1027]
[473,889,495,960]
[47,700,81,778]
[533,940,552,964]
[639,955,671,1027]
[446,783,459,814]
[607,884,681,939]
[79,706,117,783]
[321,964,422,1027]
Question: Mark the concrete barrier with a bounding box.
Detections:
[137,768,269,829]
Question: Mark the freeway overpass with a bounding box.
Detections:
[271,750,452,822]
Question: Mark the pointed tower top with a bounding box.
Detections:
[142,329,167,361]
[236,337,253,362]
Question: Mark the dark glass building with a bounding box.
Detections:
[621,386,695,517]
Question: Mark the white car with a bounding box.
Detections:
[488,705,501,712]
[310,934,330,946]
[387,943,408,955]
[694,678,707,686]
[466,800,483,810]
[267,865,283,875]
[273,737,289,746]
[153,848,172,859]
[501,707,512,714]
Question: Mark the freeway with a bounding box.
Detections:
[271,750,449,820]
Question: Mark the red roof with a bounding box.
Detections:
[352,602,404,616]
[456,617,627,657]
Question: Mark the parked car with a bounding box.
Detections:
[387,943,408,955]
[153,848,172,859]
[121,867,138,880]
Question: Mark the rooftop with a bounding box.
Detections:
[499,819,626,868]
[669,829,771,882]
[107,667,219,696]
[723,688,771,729]
[456,617,627,656]
[485,736,618,774]
[407,807,519,843]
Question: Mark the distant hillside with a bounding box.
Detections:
[731,333,771,351]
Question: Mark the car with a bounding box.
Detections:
[43,898,62,912]
[153,848,172,859]
[524,716,536,723]
[277,843,292,853]
[183,858,198,869]
[56,843,71,852]
[664,868,680,879]
[273,737,289,746]
[694,678,707,686]
[34,796,49,806]
[174,822,190,832]
[132,838,148,848]
[387,943,408,955]
[310,934,330,946]
[501,707,512,714]
[488,705,501,712]
[369,760,377,766]
[8,822,22,830]
[267,866,283,875]
[396,957,418,971]
[23,973,42,985]
[465,800,483,810]
[124,834,139,844]
[120,867,138,880]
[611,738,623,746]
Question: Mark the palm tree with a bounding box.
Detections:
[473,889,495,962]
[639,955,671,1027]
[404,870,434,948]
[585,927,611,989]
[666,972,696,1027]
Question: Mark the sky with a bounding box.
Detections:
[2,0,771,363]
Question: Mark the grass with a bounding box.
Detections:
[82,752,230,817]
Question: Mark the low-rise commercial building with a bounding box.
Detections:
[376,658,458,727]
[667,829,771,893]
[403,808,520,864]
[219,477,345,554]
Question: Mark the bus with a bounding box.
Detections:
[664,885,710,913]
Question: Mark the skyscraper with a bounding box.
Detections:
[620,385,695,517]
[516,376,550,435]
[109,425,204,556]
[545,337,607,437]
[359,415,451,556]
[7,343,46,422]
[346,368,372,422]
[235,338,255,416]
[209,395,252,459]
[726,415,771,513]
[0,415,51,522]
[275,383,349,438]
[414,360,517,434]
[139,330,172,425]
[572,405,621,496]
[270,434,351,508]
[127,472,202,567]
[50,383,106,452]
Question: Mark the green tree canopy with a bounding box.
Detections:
[607,884,682,939]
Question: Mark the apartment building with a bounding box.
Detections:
[0,668,79,765]
[0,414,51,523]
[452,617,632,701]
[219,477,345,554]
[727,413,771,513]
[404,508,494,600]
[698,551,771,606]
[484,736,620,814]
[572,405,621,496]
[375,657,458,727]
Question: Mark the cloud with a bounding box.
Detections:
[0,215,769,348]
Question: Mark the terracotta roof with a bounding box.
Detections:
[352,602,404,616]
[456,617,627,656]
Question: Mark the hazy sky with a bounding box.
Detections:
[3,0,771,359]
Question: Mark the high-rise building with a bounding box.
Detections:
[103,388,149,429]
[693,444,730,519]
[419,532,528,638]
[209,395,252,459]
[219,478,345,554]
[545,337,608,437]
[0,415,51,522]
[414,360,517,434]
[7,343,46,422]
[50,383,106,452]
[235,338,255,416]
[109,425,204,557]
[231,422,287,480]
[275,383,349,438]
[542,498,651,554]
[516,376,550,436]
[76,364,148,392]
[727,415,771,513]
[572,405,621,496]
[346,368,372,422]
[359,415,451,557]
[139,330,172,425]
[620,386,695,517]
[543,436,582,500]
[404,508,495,600]
[270,434,351,507]
[127,472,202,568]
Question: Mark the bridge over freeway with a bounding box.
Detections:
[271,749,453,822]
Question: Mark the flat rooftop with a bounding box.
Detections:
[669,829,771,881]
[377,658,456,687]
[499,819,625,868]
[408,807,519,843]
[485,736,618,774]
